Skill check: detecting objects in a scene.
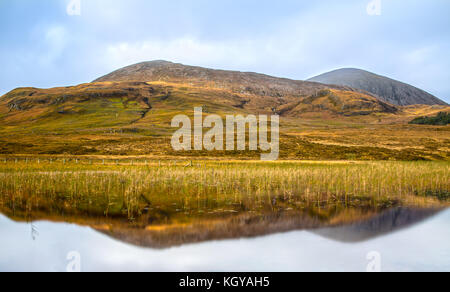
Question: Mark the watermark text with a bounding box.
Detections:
[171,107,279,161]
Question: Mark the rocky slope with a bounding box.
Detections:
[308,68,447,106]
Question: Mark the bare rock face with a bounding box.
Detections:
[308,68,448,106]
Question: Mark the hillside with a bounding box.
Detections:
[0,80,401,139]
[0,62,449,160]
[308,68,447,106]
[92,61,402,117]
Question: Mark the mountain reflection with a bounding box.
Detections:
[313,207,444,243]
[0,203,444,248]
[93,207,444,248]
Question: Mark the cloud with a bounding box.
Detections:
[103,38,261,71]
[403,46,438,66]
[99,2,369,78]
[42,26,69,65]
[1,0,449,102]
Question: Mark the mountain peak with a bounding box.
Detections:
[130,60,175,67]
[308,68,447,106]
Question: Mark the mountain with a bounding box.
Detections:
[1,61,401,129]
[94,60,348,98]
[1,61,449,159]
[93,61,403,116]
[308,68,447,106]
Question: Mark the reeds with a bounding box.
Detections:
[0,160,448,221]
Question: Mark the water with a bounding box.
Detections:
[0,208,449,272]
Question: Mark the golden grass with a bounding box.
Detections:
[0,160,448,224]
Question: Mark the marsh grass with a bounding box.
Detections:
[0,160,448,225]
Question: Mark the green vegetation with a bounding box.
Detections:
[410,112,450,126]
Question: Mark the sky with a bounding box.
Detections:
[0,0,449,103]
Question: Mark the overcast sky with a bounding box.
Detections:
[1,0,449,102]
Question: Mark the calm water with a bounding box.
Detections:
[0,208,449,272]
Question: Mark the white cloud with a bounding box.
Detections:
[403,46,438,66]
[42,26,69,65]
[98,1,376,80]
[103,37,267,72]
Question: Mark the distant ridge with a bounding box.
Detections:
[308,68,447,106]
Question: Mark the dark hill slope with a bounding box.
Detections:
[308,68,447,106]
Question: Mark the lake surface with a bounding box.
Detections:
[0,208,449,272]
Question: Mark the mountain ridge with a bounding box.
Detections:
[93,60,371,99]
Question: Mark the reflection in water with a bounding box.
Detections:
[1,162,448,248]
[0,202,445,248]
[0,161,448,271]
[314,208,445,243]
[0,209,449,272]
[94,207,444,248]
[31,223,39,241]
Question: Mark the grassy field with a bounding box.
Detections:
[0,122,448,160]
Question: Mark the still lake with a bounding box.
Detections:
[0,208,449,272]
